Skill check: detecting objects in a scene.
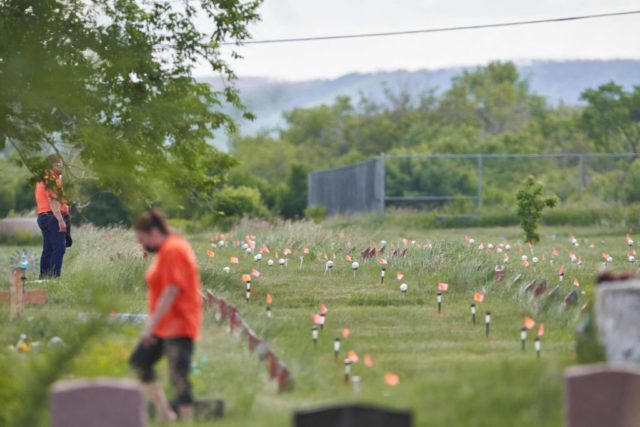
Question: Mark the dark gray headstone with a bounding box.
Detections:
[565,364,640,427]
[50,379,146,427]
[294,404,412,427]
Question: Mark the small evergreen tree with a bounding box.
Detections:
[516,176,558,243]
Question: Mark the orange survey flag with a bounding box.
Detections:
[437,283,449,292]
[524,316,535,330]
[230,256,239,264]
[242,274,251,282]
[266,293,273,305]
[347,350,359,363]
[537,323,545,337]
[473,292,484,303]
[342,328,350,339]
[396,272,404,281]
[385,373,399,386]
[364,354,373,367]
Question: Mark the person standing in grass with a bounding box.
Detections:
[129,209,202,423]
[35,154,71,278]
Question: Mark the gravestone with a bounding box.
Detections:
[595,279,640,362]
[565,364,640,427]
[294,404,412,427]
[50,379,146,427]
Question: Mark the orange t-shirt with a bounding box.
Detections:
[35,173,69,215]
[145,234,202,339]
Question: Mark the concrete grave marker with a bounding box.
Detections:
[595,279,640,363]
[1,267,48,319]
[50,379,146,427]
[565,364,640,427]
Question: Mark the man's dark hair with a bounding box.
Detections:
[134,209,170,235]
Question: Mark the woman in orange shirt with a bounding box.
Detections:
[129,209,202,422]
[34,154,70,278]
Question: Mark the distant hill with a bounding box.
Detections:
[201,59,640,149]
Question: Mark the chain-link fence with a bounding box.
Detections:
[308,153,638,216]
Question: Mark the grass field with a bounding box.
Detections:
[0,220,631,426]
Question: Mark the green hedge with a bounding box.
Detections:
[332,203,639,230]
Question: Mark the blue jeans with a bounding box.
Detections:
[37,213,69,278]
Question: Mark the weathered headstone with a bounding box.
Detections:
[1,268,48,316]
[565,364,640,427]
[50,379,146,427]
[1,288,48,305]
[533,280,547,297]
[294,404,412,427]
[595,279,640,362]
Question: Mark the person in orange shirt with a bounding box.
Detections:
[35,154,71,278]
[129,209,202,422]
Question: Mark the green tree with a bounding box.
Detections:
[276,164,309,219]
[439,62,546,135]
[580,83,640,157]
[1,0,261,210]
[516,176,558,243]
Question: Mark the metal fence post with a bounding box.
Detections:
[377,153,385,216]
[476,154,483,210]
[578,154,586,196]
[307,172,313,208]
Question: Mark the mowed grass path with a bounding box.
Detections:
[1,223,633,426]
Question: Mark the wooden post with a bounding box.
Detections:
[10,267,25,320]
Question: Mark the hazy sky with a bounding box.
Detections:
[196,0,640,81]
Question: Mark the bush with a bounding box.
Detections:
[542,207,599,226]
[206,186,270,229]
[516,176,558,243]
[625,204,640,228]
[0,230,42,246]
[304,205,326,223]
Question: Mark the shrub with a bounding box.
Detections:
[542,207,599,226]
[625,204,640,228]
[516,176,558,243]
[0,230,42,246]
[304,205,326,223]
[205,186,270,229]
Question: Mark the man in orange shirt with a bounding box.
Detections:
[35,154,70,278]
[129,209,202,422]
